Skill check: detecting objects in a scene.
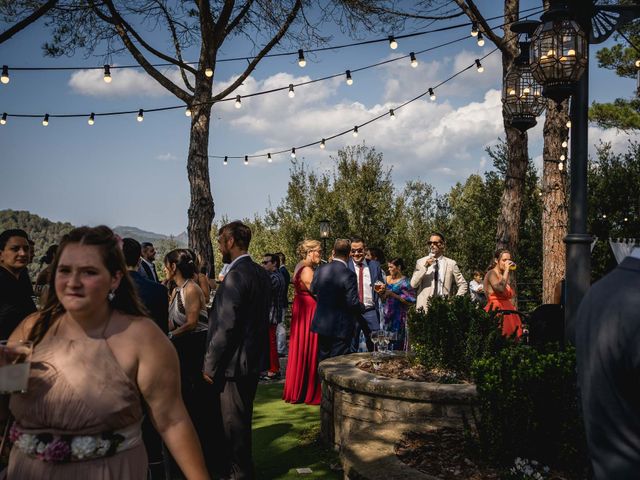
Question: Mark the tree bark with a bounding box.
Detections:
[541,102,569,303]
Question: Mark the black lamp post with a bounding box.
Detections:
[319,219,331,260]
[530,0,640,341]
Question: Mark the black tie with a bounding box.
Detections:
[433,261,439,296]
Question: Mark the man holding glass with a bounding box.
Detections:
[410,232,467,312]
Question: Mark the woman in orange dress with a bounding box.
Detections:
[282,240,322,405]
[483,249,522,338]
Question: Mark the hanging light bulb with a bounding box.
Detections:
[185,107,192,117]
[1,65,9,84]
[137,109,144,122]
[566,120,572,128]
[475,59,484,73]
[558,161,564,171]
[103,65,112,83]
[88,112,95,125]
[471,22,479,37]
[244,155,248,165]
[267,153,272,163]
[352,126,358,137]
[345,70,353,85]
[298,49,306,67]
[205,67,213,78]
[562,140,568,148]
[1,113,7,125]
[291,147,296,158]
[388,35,398,50]
[560,154,566,161]
[635,59,640,68]
[429,88,436,101]
[477,32,485,47]
[288,84,295,98]
[223,156,228,165]
[410,52,418,68]
[320,138,326,149]
[624,216,629,222]
[235,95,242,109]
[389,109,395,120]
[42,114,49,126]
[602,213,607,219]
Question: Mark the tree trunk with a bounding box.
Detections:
[186,96,215,277]
[541,101,569,303]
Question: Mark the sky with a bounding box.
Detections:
[1,1,639,236]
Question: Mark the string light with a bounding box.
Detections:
[223,156,228,165]
[562,140,568,148]
[320,138,326,149]
[1,113,6,125]
[87,112,95,125]
[477,32,485,47]
[345,70,353,85]
[205,67,213,78]
[566,120,572,128]
[103,65,112,83]
[636,59,640,68]
[558,161,564,171]
[235,95,242,108]
[429,88,436,101]
[137,109,144,122]
[353,126,359,137]
[185,107,192,117]
[267,153,272,163]
[389,108,396,119]
[42,114,49,126]
[560,154,566,161]
[291,147,296,158]
[602,214,607,219]
[1,65,9,84]
[475,59,484,73]
[244,155,248,165]
[624,216,629,222]
[471,22,479,37]
[298,49,306,67]
[410,52,418,68]
[389,36,398,50]
[288,84,295,98]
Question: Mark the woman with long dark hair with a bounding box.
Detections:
[483,248,521,338]
[380,257,416,351]
[3,226,208,479]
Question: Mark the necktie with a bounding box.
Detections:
[433,260,439,296]
[151,263,158,282]
[358,263,364,303]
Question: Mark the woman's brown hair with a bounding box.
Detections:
[29,226,148,346]
[487,248,511,272]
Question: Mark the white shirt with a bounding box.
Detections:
[353,259,374,308]
[428,256,445,297]
[631,247,640,259]
[140,258,158,282]
[226,254,251,274]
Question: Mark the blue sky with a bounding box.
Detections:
[1,1,638,235]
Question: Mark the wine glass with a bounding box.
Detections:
[370,331,381,358]
[379,331,390,355]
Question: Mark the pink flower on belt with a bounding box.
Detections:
[40,438,71,463]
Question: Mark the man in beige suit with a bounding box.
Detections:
[410,232,468,311]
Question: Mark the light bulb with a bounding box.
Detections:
[558,162,564,171]
[1,113,6,125]
[298,49,306,67]
[560,154,566,161]
[244,155,248,165]
[547,49,555,57]
[235,95,242,109]
[288,84,295,98]
[268,153,272,163]
[320,139,326,149]
[566,120,572,128]
[523,87,530,95]
[388,36,398,50]
[185,107,192,117]
[88,113,95,125]
[471,22,478,37]
[477,32,485,47]
[509,88,516,96]
[636,59,640,68]
[291,147,296,158]
[137,109,144,122]
[205,67,213,78]
[602,214,607,219]
[1,65,9,84]
[562,140,568,148]
[567,49,576,56]
[223,156,228,165]
[352,126,358,137]
[624,217,629,222]
[345,70,353,86]
[389,109,395,120]
[410,52,418,68]
[103,65,112,83]
[475,59,484,73]
[42,114,49,126]
[429,88,436,101]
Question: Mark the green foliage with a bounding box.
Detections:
[407,296,503,378]
[471,345,588,474]
[589,98,640,131]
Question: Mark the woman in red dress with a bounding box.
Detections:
[283,239,322,405]
[483,249,522,338]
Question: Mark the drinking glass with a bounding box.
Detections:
[0,340,33,394]
[370,331,380,358]
[379,331,390,355]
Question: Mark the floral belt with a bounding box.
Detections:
[10,421,142,463]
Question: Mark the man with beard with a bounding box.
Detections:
[203,221,271,479]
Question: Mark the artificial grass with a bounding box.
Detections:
[252,382,341,479]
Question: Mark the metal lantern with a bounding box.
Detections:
[503,41,547,132]
[319,219,331,239]
[530,1,588,104]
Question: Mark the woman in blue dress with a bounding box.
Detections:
[381,258,416,351]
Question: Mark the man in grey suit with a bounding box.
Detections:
[576,248,640,479]
[203,221,271,480]
[410,232,467,311]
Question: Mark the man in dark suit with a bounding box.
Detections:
[139,241,160,282]
[348,237,385,352]
[576,249,640,479]
[203,221,271,480]
[311,238,363,362]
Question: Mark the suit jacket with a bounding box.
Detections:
[310,260,362,339]
[138,258,158,282]
[348,259,384,316]
[129,270,169,334]
[410,255,468,311]
[203,256,271,381]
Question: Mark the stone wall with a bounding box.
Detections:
[318,353,478,449]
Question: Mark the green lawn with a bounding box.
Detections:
[252,383,341,480]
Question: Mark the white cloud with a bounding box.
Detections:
[156,152,179,162]
[69,67,189,97]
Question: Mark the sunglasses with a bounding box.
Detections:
[427,241,443,246]
[350,248,364,254]
[261,260,272,265]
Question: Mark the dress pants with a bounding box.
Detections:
[351,309,379,353]
[317,335,352,364]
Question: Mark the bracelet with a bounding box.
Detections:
[168,331,174,339]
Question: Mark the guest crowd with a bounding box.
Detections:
[0,223,521,479]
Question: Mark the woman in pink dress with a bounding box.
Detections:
[282,239,322,405]
[483,248,522,338]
